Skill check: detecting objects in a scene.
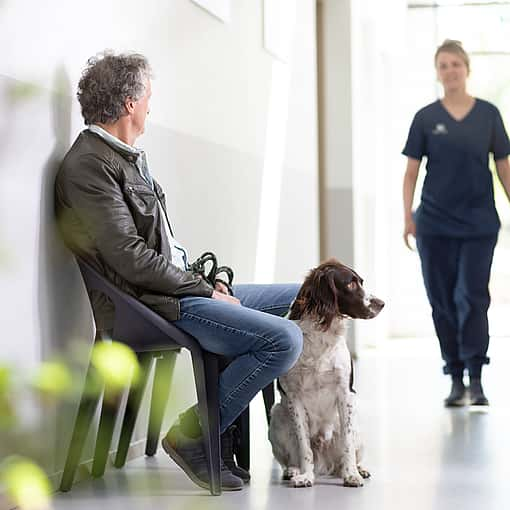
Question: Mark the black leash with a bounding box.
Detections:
[190,251,234,295]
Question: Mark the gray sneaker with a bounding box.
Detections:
[162,425,244,491]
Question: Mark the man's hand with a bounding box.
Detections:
[214,280,230,295]
[212,290,240,305]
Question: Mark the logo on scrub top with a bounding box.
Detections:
[432,123,448,135]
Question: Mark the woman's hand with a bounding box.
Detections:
[212,290,240,305]
[403,218,416,250]
[403,157,420,251]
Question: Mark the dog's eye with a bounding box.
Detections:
[346,281,357,291]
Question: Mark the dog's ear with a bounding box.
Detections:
[313,268,340,330]
[288,284,309,321]
[310,268,338,308]
[289,266,338,331]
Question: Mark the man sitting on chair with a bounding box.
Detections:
[55,51,303,492]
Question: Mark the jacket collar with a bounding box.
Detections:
[86,125,140,164]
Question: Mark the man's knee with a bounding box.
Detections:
[274,320,303,371]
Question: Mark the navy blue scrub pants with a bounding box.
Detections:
[416,234,497,378]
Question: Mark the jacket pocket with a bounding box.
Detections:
[124,182,157,204]
[139,293,180,321]
[123,182,159,232]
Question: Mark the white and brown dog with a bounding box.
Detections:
[268,259,384,488]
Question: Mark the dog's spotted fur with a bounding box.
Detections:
[268,259,384,488]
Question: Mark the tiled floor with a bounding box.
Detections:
[53,338,510,510]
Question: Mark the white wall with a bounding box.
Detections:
[317,0,402,350]
[351,0,415,344]
[0,0,318,483]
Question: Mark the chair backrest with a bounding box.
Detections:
[76,258,199,353]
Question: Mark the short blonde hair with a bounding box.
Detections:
[434,39,470,73]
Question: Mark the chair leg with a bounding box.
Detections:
[262,381,275,425]
[60,364,103,492]
[113,353,153,468]
[192,350,221,496]
[91,386,122,477]
[235,406,250,471]
[146,351,177,456]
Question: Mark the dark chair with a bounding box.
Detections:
[233,382,274,470]
[60,258,223,495]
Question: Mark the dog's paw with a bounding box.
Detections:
[357,465,371,479]
[342,473,364,487]
[290,473,314,488]
[282,467,300,480]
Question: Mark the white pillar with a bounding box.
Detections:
[317,0,356,352]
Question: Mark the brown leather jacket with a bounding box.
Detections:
[55,129,213,331]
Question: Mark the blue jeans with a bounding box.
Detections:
[174,284,302,433]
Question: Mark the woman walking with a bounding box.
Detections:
[402,40,510,406]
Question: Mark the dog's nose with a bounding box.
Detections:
[371,298,385,311]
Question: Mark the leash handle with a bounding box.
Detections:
[190,252,235,295]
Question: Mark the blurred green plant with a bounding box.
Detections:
[27,341,141,402]
[91,341,140,392]
[31,361,73,398]
[0,340,142,505]
[7,82,41,103]
[0,365,16,430]
[0,456,52,510]
[0,365,11,394]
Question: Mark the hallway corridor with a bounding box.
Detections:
[52,338,510,510]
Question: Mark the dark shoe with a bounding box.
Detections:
[221,425,251,482]
[162,424,244,491]
[469,377,489,406]
[444,377,467,407]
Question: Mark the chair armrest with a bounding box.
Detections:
[76,258,200,352]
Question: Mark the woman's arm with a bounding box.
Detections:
[403,157,421,250]
[495,157,510,202]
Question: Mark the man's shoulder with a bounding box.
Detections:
[59,130,126,181]
[62,130,115,165]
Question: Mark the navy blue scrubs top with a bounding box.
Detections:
[403,99,510,238]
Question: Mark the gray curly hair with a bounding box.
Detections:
[77,51,152,125]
